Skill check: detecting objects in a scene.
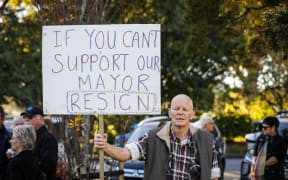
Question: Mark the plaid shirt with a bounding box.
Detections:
[135,127,219,180]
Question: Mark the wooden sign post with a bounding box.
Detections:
[99,115,105,180]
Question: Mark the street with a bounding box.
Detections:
[224,158,242,180]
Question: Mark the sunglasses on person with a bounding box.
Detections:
[262,125,271,130]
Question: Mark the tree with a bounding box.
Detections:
[216,0,288,113]
[0,0,42,106]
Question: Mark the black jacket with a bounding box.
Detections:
[33,125,58,180]
[254,133,288,179]
[144,122,214,180]
[6,150,38,180]
[0,125,11,180]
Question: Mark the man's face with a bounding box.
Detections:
[262,123,276,136]
[204,121,214,133]
[168,95,194,128]
[26,114,43,130]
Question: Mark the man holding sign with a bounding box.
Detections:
[94,94,220,180]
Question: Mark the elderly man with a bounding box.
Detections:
[21,106,58,180]
[94,94,220,180]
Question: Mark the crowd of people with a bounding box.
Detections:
[1,93,287,180]
[0,106,58,180]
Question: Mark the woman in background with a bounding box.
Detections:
[6,124,38,180]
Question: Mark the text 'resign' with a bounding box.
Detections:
[42,24,161,115]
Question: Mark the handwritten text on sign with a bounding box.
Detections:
[42,24,161,115]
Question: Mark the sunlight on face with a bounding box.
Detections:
[168,94,194,128]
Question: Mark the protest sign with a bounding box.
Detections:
[42,24,161,115]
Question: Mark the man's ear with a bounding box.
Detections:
[190,110,195,119]
[168,108,171,118]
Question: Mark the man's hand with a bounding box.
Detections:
[94,133,131,161]
[94,133,107,149]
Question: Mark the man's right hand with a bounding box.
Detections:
[94,133,107,149]
[93,133,131,162]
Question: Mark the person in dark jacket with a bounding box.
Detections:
[0,106,11,180]
[250,116,288,180]
[21,106,58,180]
[6,124,38,180]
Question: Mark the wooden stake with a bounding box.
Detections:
[99,115,104,180]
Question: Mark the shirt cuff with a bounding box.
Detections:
[211,167,221,178]
[125,143,140,161]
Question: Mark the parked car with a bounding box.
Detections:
[240,110,288,180]
[114,123,138,147]
[106,116,226,179]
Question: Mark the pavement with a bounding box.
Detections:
[225,172,240,180]
[224,157,242,180]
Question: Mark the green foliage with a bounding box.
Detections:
[261,3,288,57]
[215,115,252,140]
[0,0,287,137]
[0,4,42,106]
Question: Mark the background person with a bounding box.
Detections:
[0,106,11,180]
[250,116,288,180]
[199,115,215,133]
[94,94,220,180]
[198,115,225,179]
[6,116,26,159]
[44,118,53,133]
[6,125,38,180]
[12,116,25,128]
[21,106,58,180]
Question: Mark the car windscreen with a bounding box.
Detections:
[126,123,160,144]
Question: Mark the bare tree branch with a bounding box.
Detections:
[0,0,10,15]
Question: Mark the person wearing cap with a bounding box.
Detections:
[0,106,11,180]
[21,106,58,180]
[250,116,288,180]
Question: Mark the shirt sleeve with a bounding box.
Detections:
[125,133,149,161]
[211,144,221,179]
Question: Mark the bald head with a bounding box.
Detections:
[168,94,195,129]
[171,94,193,110]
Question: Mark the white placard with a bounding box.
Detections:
[42,24,161,115]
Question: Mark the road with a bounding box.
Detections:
[224,158,242,180]
[98,157,243,179]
